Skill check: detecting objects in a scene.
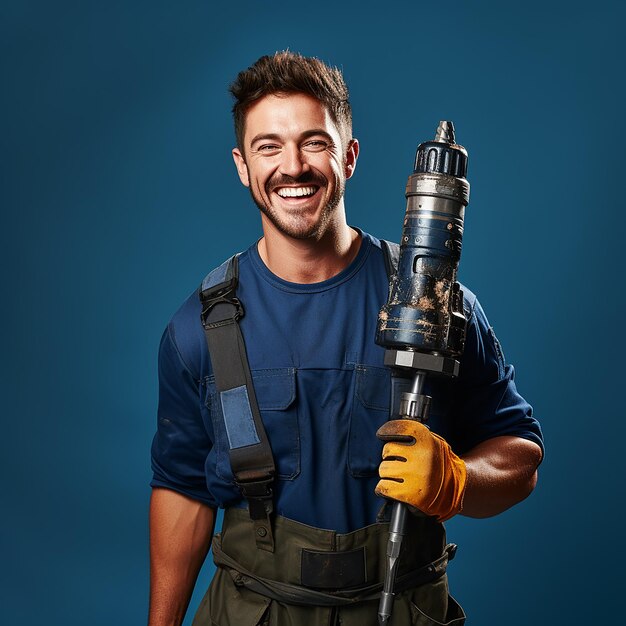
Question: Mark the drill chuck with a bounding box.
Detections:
[376,121,470,357]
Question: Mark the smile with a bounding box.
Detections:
[275,186,319,198]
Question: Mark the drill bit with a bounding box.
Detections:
[378,485,409,625]
[434,120,455,144]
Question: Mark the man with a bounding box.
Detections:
[149,52,543,626]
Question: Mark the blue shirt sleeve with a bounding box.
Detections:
[150,324,217,507]
[448,296,545,458]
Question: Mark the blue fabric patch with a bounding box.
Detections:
[219,385,260,449]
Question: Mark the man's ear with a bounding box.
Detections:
[344,138,360,180]
[232,148,250,187]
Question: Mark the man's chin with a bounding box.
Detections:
[256,204,326,240]
[250,188,343,241]
[265,216,325,241]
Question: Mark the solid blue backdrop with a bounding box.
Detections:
[2,1,624,624]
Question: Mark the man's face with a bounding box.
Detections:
[232,93,358,240]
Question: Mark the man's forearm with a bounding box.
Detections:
[149,488,216,626]
[461,436,543,518]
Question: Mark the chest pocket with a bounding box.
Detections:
[206,368,300,483]
[348,365,391,478]
[347,366,458,478]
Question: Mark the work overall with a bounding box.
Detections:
[195,247,466,626]
[194,509,463,626]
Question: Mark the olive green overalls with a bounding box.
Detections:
[195,247,466,626]
[193,508,464,626]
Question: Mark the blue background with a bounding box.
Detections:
[2,1,624,624]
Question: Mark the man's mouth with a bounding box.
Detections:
[274,186,319,198]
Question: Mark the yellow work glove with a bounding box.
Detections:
[375,419,467,522]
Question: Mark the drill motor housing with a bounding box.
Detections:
[376,122,470,366]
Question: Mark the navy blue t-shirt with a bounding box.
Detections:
[151,232,543,533]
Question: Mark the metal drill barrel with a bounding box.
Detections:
[376,122,470,356]
[376,122,470,625]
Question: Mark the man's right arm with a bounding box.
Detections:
[149,488,216,626]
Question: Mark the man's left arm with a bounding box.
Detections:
[461,435,542,518]
[453,294,544,517]
[376,293,544,521]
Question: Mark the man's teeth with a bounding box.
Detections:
[276,186,317,198]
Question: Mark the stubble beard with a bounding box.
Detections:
[249,174,346,241]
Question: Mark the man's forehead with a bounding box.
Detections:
[243,93,338,141]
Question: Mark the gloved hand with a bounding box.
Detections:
[375,419,467,522]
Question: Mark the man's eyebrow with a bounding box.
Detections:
[249,129,334,148]
[300,129,334,142]
[249,133,282,147]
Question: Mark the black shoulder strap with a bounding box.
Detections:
[199,254,276,552]
[381,239,400,279]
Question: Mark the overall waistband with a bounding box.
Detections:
[212,508,455,607]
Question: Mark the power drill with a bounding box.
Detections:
[376,121,470,625]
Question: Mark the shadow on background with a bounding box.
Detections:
[2,1,623,624]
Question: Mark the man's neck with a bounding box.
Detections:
[258,219,361,284]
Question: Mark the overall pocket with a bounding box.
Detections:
[347,365,391,478]
[408,577,466,626]
[410,594,466,625]
[206,368,300,483]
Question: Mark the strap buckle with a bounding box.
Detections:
[235,475,275,519]
[200,277,244,327]
[236,474,275,552]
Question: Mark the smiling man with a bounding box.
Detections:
[149,52,544,626]
[233,92,355,238]
[231,91,360,284]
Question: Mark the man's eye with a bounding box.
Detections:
[303,140,328,151]
[258,144,280,152]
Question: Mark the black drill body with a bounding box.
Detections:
[376,122,470,625]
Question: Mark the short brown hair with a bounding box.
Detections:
[229,51,352,151]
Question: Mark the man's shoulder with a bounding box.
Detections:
[358,230,395,275]
[165,248,253,378]
[164,286,205,379]
[360,229,386,251]
[170,247,253,325]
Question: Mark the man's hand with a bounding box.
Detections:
[375,420,467,522]
[149,488,215,626]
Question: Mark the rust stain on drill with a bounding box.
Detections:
[415,319,438,341]
[434,280,451,309]
[416,296,435,310]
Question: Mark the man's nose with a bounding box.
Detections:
[279,144,309,178]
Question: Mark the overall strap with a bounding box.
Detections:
[380,239,400,279]
[199,254,276,552]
